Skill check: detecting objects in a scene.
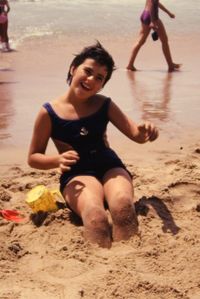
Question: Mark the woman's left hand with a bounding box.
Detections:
[137,122,159,143]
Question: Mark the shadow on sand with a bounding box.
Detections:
[135,195,180,235]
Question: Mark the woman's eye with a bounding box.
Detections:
[85,68,92,75]
[97,76,103,82]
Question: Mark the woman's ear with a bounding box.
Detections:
[70,65,75,76]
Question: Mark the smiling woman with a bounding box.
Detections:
[27,41,158,248]
[69,59,108,100]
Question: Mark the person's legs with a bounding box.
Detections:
[1,21,10,51]
[103,168,138,242]
[126,24,150,71]
[63,175,111,248]
[157,19,181,72]
[0,24,3,46]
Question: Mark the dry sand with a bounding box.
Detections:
[0,37,200,299]
[0,142,200,299]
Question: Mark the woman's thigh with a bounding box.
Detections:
[137,24,151,42]
[63,175,105,217]
[0,21,8,40]
[102,168,134,208]
[157,19,168,42]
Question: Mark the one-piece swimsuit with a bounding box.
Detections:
[43,98,131,193]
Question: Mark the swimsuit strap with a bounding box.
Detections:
[43,97,111,122]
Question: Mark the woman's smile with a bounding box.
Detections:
[80,81,92,91]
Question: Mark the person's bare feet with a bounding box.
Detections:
[168,63,182,72]
[126,65,137,71]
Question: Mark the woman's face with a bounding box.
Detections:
[70,58,108,99]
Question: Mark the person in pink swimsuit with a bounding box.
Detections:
[126,0,181,72]
[0,0,10,52]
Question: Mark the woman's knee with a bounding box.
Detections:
[82,206,110,232]
[158,25,169,44]
[160,34,169,45]
[136,37,147,47]
[110,194,136,226]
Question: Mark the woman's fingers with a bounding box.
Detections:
[59,150,80,172]
[138,122,159,142]
[149,127,159,141]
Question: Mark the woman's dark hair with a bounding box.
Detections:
[67,41,116,86]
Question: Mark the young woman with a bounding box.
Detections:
[28,42,159,248]
[126,0,181,72]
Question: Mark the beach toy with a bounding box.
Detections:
[151,30,158,41]
[25,185,63,213]
[0,14,7,24]
[0,209,26,222]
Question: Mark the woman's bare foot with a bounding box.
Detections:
[168,63,182,72]
[126,65,137,71]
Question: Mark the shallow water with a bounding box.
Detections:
[8,0,200,47]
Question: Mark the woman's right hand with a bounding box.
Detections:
[169,12,175,18]
[58,150,79,173]
[149,21,158,30]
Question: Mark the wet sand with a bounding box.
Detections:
[0,35,200,298]
[1,33,200,153]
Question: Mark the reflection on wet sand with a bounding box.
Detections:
[0,68,15,143]
[126,71,173,123]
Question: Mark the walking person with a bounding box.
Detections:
[0,0,10,52]
[126,0,181,72]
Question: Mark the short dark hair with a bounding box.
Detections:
[67,41,116,86]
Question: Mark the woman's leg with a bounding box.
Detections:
[126,24,151,71]
[157,19,181,72]
[63,175,111,248]
[1,21,10,51]
[0,24,3,44]
[103,168,138,242]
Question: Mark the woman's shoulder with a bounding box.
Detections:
[46,95,63,110]
[93,94,111,104]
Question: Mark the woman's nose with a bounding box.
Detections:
[87,75,95,81]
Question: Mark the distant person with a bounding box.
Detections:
[28,42,159,248]
[126,0,181,72]
[0,0,10,52]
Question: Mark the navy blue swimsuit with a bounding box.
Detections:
[43,98,131,193]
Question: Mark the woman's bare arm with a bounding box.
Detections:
[108,100,159,144]
[158,2,175,18]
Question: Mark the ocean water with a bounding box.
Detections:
[8,0,200,48]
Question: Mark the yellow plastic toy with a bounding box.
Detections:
[26,185,63,213]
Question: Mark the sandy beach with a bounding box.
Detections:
[1,6,200,298]
[1,140,200,299]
